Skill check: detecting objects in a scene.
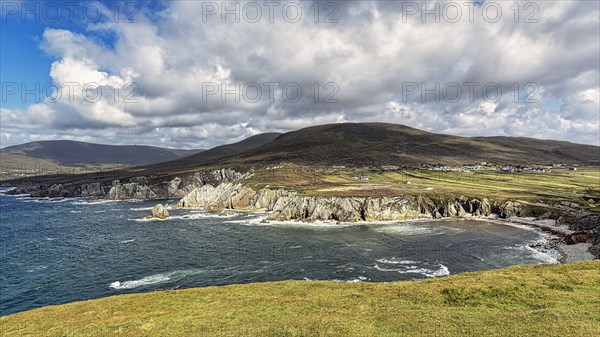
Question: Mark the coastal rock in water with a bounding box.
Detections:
[149,204,169,219]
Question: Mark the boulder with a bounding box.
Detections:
[145,204,169,219]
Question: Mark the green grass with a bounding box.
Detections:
[2,261,599,336]
[242,165,600,210]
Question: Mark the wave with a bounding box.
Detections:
[373,223,435,235]
[376,258,417,265]
[128,212,228,222]
[33,198,71,204]
[26,265,48,273]
[130,217,168,222]
[109,268,206,290]
[0,187,17,193]
[425,264,450,277]
[373,262,450,278]
[71,199,116,205]
[227,217,358,229]
[478,217,556,235]
[504,238,559,264]
[335,276,370,283]
[129,207,154,211]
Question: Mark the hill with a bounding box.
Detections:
[212,123,600,166]
[0,140,203,168]
[146,132,282,172]
[0,133,282,186]
[1,261,598,336]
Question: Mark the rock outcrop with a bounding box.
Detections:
[173,181,600,258]
[143,204,169,219]
[6,167,599,258]
[175,182,497,222]
[6,169,247,200]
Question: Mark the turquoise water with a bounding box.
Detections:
[0,189,557,316]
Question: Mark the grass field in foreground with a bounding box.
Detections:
[2,261,599,337]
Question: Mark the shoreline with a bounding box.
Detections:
[0,187,595,264]
[1,188,595,264]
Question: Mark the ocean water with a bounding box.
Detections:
[0,189,558,316]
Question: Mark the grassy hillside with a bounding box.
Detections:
[0,140,203,166]
[3,123,598,190]
[216,123,600,166]
[0,134,280,186]
[2,261,599,336]
[146,132,282,172]
[243,165,600,211]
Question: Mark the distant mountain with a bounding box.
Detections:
[2,123,598,187]
[146,133,282,171]
[210,123,599,166]
[0,140,203,167]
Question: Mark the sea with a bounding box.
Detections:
[0,188,559,316]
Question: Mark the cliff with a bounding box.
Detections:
[173,179,599,258]
[6,168,600,257]
[175,182,497,222]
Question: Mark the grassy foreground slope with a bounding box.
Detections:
[2,261,599,337]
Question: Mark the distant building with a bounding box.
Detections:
[569,167,577,171]
[381,165,399,170]
[357,175,369,181]
[333,165,346,169]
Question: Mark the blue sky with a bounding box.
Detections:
[1,9,53,108]
[0,0,130,108]
[0,1,598,148]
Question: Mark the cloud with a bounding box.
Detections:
[1,0,598,148]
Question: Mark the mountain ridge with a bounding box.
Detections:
[0,140,204,167]
[208,123,599,166]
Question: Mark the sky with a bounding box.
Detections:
[0,0,599,149]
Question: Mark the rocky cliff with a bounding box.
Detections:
[7,169,244,200]
[175,181,600,258]
[6,168,599,258]
[175,182,531,222]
